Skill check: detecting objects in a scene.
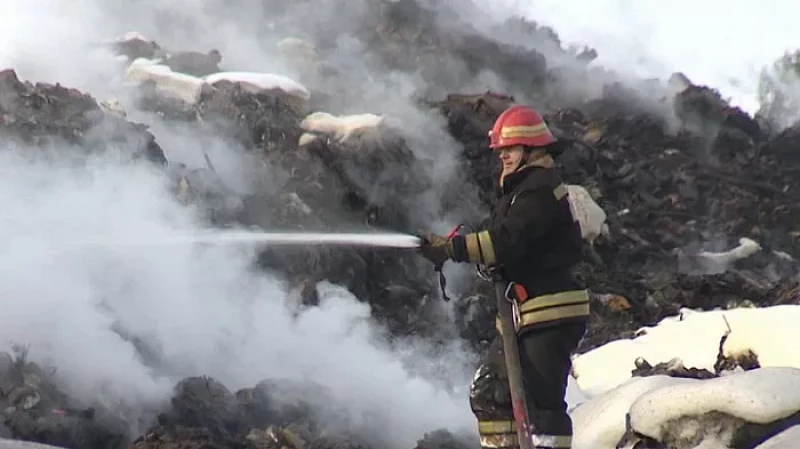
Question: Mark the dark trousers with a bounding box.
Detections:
[469,321,587,449]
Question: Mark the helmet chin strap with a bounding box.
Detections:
[513,147,547,173]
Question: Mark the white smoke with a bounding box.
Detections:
[0,1,490,445]
[493,0,800,114]
[4,0,796,446]
[0,146,477,446]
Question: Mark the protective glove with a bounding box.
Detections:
[416,231,454,269]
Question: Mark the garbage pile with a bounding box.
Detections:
[434,83,800,351]
[3,0,800,447]
[0,346,129,449]
[0,346,475,449]
[0,69,166,166]
[129,376,478,449]
[107,0,800,353]
[5,0,800,361]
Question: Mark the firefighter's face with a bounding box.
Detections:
[497,145,524,174]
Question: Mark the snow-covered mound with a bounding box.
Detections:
[571,375,696,449]
[123,56,310,109]
[124,58,209,105]
[569,305,800,448]
[300,111,386,144]
[203,71,311,100]
[572,368,800,449]
[572,305,800,396]
[630,368,800,441]
[0,441,67,449]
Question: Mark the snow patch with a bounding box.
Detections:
[629,367,800,440]
[571,375,696,449]
[682,237,763,274]
[571,369,800,449]
[566,184,609,245]
[300,112,385,143]
[572,305,800,396]
[721,309,800,370]
[99,98,127,118]
[203,72,310,100]
[124,58,209,105]
[117,31,152,44]
[698,237,762,262]
[0,440,67,449]
[298,132,319,147]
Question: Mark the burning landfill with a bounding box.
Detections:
[2,0,800,448]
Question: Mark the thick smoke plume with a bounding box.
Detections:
[0,0,549,444]
[0,0,500,444]
[0,146,477,446]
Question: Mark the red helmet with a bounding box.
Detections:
[488,105,557,149]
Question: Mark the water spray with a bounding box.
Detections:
[68,230,423,249]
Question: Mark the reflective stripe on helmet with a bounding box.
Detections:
[500,123,549,139]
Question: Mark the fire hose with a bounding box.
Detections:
[431,225,533,449]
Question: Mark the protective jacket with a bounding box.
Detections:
[449,161,589,333]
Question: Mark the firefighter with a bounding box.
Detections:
[417,104,589,449]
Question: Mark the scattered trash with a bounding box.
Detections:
[5,1,800,448]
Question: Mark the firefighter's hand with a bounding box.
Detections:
[416,231,452,268]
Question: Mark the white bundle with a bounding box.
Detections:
[300,112,385,143]
[124,59,209,105]
[567,184,610,245]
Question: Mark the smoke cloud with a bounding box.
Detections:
[0,146,478,445]
[11,0,785,445]
[0,0,502,445]
[491,0,800,115]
